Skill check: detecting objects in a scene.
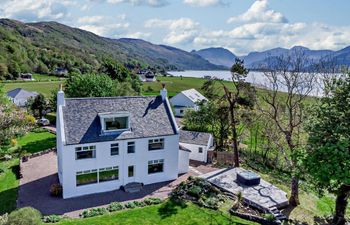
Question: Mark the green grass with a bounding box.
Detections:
[3,81,62,97]
[32,73,62,81]
[0,159,20,215]
[17,131,56,154]
[57,201,257,225]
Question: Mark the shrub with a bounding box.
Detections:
[80,208,108,218]
[50,183,62,197]
[124,201,137,209]
[42,215,63,223]
[133,200,146,207]
[143,198,163,205]
[0,168,4,174]
[7,207,42,225]
[107,202,124,212]
[264,213,276,222]
[188,186,202,198]
[31,127,46,133]
[0,213,8,225]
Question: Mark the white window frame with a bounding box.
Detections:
[148,138,165,151]
[198,147,203,153]
[127,141,135,154]
[111,143,119,156]
[75,145,96,160]
[148,159,164,174]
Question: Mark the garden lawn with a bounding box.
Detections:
[17,130,56,154]
[57,201,257,225]
[0,159,19,215]
[2,81,62,97]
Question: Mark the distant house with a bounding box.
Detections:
[138,70,156,82]
[54,68,68,76]
[179,130,214,163]
[6,88,38,107]
[170,89,208,117]
[19,73,34,81]
[56,86,191,198]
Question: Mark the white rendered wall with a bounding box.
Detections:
[180,143,208,162]
[170,93,195,108]
[178,150,190,174]
[61,134,179,199]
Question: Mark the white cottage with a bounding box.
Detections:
[6,88,38,107]
[170,89,207,117]
[179,130,214,163]
[56,88,189,199]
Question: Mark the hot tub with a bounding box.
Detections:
[237,170,261,186]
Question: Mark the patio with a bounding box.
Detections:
[17,151,217,217]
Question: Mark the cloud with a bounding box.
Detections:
[227,0,287,24]
[145,18,199,44]
[77,15,129,37]
[122,32,151,39]
[95,0,169,7]
[0,0,73,21]
[183,0,229,7]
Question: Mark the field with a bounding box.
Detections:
[56,200,257,225]
[2,81,62,97]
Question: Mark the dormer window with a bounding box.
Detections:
[99,112,130,133]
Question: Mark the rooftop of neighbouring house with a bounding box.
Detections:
[6,88,38,99]
[179,129,212,146]
[62,96,178,145]
[181,88,207,103]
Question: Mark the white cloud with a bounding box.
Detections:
[123,31,151,39]
[145,18,199,44]
[101,0,168,7]
[183,0,228,7]
[77,15,129,37]
[227,0,287,24]
[0,0,74,21]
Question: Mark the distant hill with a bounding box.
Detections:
[191,47,236,68]
[0,18,222,78]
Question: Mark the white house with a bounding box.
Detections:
[179,130,214,163]
[56,87,190,199]
[170,88,207,117]
[6,88,38,107]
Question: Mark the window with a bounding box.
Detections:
[128,166,134,177]
[148,138,164,151]
[75,146,96,160]
[127,142,135,153]
[180,110,184,114]
[105,117,128,131]
[99,166,119,182]
[198,147,203,153]
[148,159,164,174]
[111,143,119,156]
[76,169,97,186]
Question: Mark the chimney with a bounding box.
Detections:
[160,83,167,101]
[57,84,65,107]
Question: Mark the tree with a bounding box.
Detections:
[28,94,48,118]
[0,85,34,152]
[221,58,256,167]
[64,74,116,98]
[304,74,350,225]
[259,52,316,206]
[7,207,42,225]
[0,63,8,80]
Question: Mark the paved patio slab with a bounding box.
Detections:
[200,167,289,211]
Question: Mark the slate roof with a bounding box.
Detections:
[179,130,211,146]
[7,88,38,99]
[179,144,191,152]
[62,96,178,145]
[181,89,207,103]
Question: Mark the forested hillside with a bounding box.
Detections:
[0,19,221,80]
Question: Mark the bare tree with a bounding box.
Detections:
[259,51,317,206]
[222,58,256,167]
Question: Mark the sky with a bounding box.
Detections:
[0,0,350,55]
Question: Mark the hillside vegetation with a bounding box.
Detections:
[0,19,221,80]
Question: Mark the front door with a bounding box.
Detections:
[127,165,135,182]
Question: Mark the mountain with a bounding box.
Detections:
[191,47,236,68]
[0,18,222,77]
